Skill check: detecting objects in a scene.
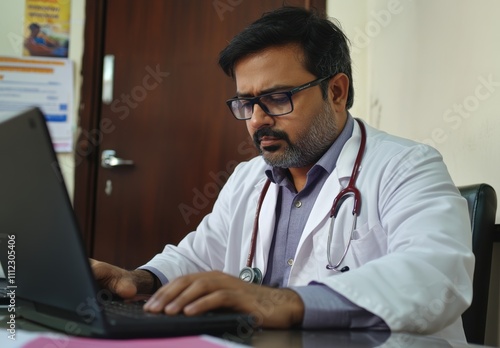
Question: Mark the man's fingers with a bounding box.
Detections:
[89,259,138,299]
[163,278,220,315]
[114,277,138,299]
[90,261,109,279]
[182,289,238,316]
[145,272,250,315]
[144,277,190,313]
[144,274,218,313]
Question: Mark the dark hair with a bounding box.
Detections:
[29,23,41,31]
[218,6,354,109]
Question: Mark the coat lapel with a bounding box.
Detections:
[296,120,363,251]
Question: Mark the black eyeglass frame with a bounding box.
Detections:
[225,75,333,120]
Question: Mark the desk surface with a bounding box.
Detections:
[0,312,495,348]
[250,330,490,347]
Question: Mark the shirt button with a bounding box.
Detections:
[294,201,302,208]
[287,258,294,266]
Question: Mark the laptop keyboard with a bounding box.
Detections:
[103,300,228,321]
[103,300,165,319]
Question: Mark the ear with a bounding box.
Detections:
[328,73,350,112]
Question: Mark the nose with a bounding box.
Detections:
[247,103,274,130]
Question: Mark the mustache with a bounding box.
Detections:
[253,128,290,146]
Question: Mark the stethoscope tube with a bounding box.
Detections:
[246,179,271,268]
[326,118,366,272]
[239,178,271,284]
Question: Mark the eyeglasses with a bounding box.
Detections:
[226,75,332,120]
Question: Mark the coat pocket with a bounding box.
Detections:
[349,221,388,266]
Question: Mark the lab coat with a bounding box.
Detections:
[144,120,474,341]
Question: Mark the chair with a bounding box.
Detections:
[458,184,497,344]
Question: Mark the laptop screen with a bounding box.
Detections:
[0,108,102,316]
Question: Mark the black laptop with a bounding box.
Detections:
[0,107,252,338]
[0,276,7,307]
[0,234,10,307]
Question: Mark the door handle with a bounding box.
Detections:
[101,150,134,168]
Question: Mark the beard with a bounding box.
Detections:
[253,101,339,168]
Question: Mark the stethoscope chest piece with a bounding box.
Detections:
[239,266,263,285]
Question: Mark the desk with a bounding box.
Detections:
[250,330,491,347]
[0,312,495,348]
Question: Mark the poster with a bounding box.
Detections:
[0,56,74,152]
[23,0,71,58]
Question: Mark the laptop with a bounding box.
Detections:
[0,107,253,338]
[0,234,10,307]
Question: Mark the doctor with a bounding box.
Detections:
[92,6,474,341]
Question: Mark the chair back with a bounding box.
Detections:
[459,184,497,344]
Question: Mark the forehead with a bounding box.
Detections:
[233,44,313,94]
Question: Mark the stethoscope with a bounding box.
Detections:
[239,119,367,284]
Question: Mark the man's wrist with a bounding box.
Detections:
[281,288,305,327]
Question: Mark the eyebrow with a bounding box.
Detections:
[236,84,295,98]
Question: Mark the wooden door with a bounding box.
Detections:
[75,0,325,269]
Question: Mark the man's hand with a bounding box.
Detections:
[143,271,304,329]
[90,259,155,299]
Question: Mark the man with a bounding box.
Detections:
[24,23,68,57]
[92,6,473,341]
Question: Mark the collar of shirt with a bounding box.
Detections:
[265,113,355,191]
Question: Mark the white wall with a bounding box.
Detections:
[0,0,85,199]
[328,0,500,221]
[327,0,500,345]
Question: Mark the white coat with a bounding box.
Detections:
[144,120,474,341]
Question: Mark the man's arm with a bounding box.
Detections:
[293,284,388,329]
[143,271,305,329]
[316,143,473,335]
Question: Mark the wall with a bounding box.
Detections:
[327,0,500,221]
[327,0,500,345]
[0,0,85,199]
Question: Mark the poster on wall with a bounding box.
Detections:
[0,56,74,152]
[23,0,71,58]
